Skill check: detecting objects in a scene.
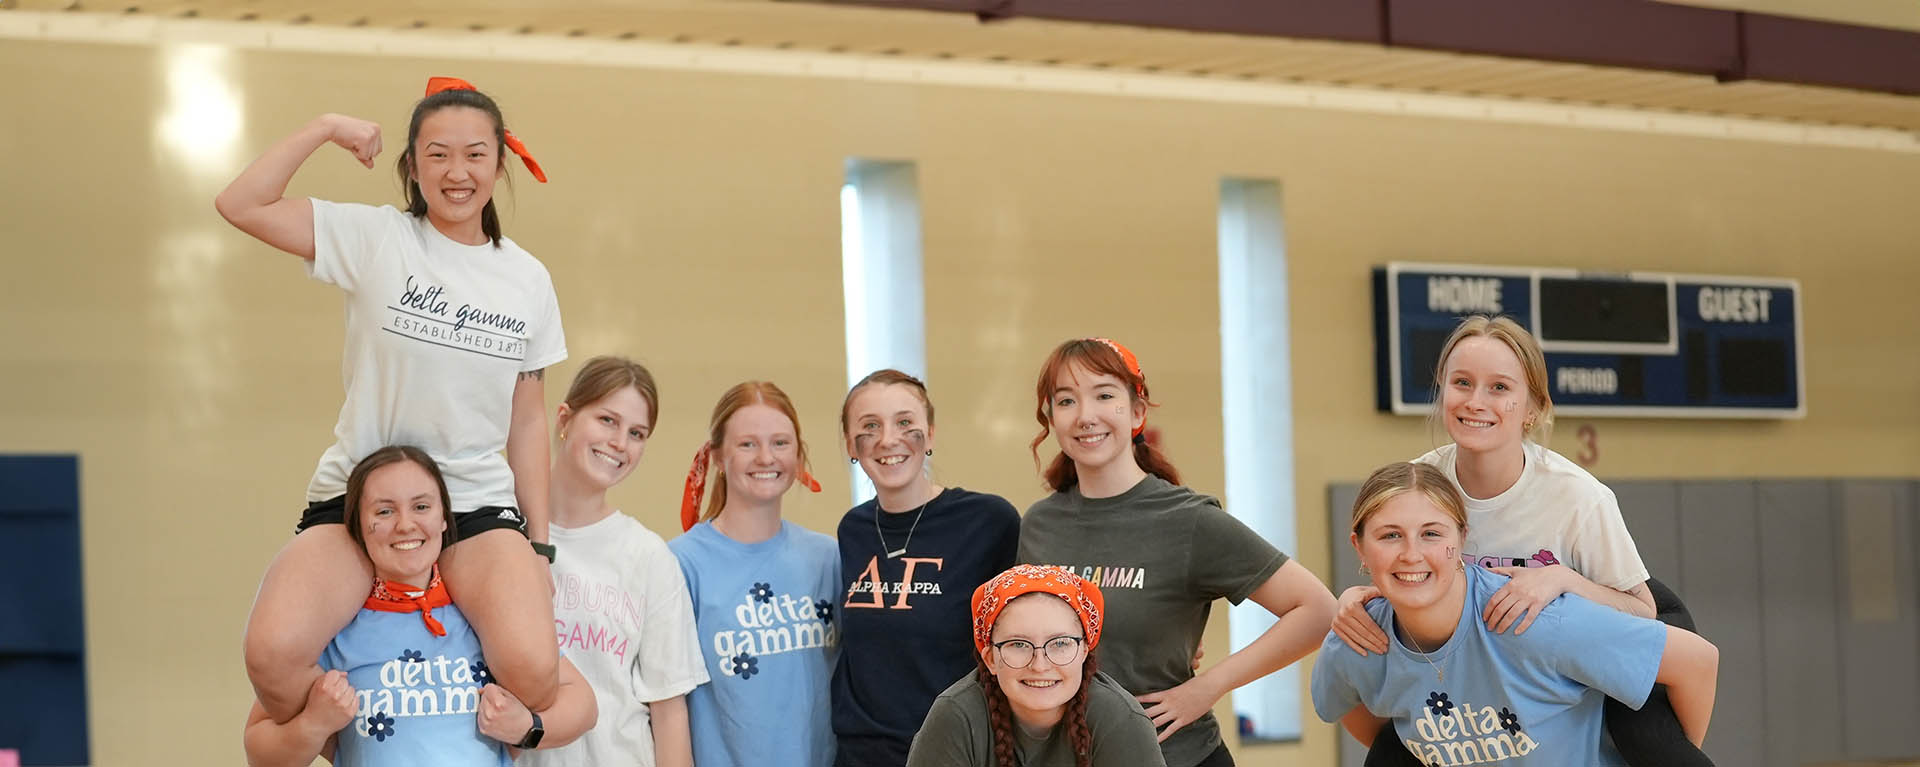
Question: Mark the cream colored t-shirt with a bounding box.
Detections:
[1415,441,1650,591]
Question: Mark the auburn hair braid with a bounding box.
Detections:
[976,650,1102,767]
[978,664,1019,767]
[1066,651,1100,767]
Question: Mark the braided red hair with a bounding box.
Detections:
[977,649,1101,767]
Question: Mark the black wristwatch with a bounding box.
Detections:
[516,711,545,749]
[530,541,557,564]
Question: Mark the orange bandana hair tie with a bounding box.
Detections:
[1088,337,1148,438]
[681,443,714,532]
[423,77,547,183]
[680,442,823,531]
[971,564,1105,656]
[363,565,453,637]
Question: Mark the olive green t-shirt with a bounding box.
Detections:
[1017,476,1287,767]
[905,672,1166,767]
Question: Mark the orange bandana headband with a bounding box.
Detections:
[680,442,823,532]
[971,564,1105,655]
[1088,337,1148,439]
[423,77,547,183]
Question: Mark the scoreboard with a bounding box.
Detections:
[1373,262,1804,418]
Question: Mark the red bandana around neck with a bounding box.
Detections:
[364,565,453,637]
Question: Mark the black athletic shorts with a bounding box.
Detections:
[293,494,528,544]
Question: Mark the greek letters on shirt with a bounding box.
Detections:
[1464,549,1561,570]
[1402,692,1542,766]
[1034,564,1149,591]
[351,652,489,742]
[713,582,834,679]
[388,276,530,362]
[552,571,640,664]
[843,556,945,609]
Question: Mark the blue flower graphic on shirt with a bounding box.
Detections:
[815,599,834,627]
[749,582,774,603]
[730,652,759,680]
[470,661,493,686]
[1498,707,1522,735]
[367,711,396,742]
[1425,691,1453,716]
[398,649,424,663]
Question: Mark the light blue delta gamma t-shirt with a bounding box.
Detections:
[320,602,510,767]
[671,520,839,767]
[1311,564,1667,767]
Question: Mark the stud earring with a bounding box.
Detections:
[849,457,858,465]
[925,449,933,457]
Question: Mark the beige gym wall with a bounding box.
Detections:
[1,27,1916,767]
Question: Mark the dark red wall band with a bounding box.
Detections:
[822,0,1920,97]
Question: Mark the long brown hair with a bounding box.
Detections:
[978,648,1099,767]
[698,381,811,524]
[1029,339,1179,492]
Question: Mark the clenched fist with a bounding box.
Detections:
[476,682,535,745]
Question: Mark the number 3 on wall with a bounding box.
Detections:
[1575,424,1599,467]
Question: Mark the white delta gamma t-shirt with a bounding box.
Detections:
[305,200,567,512]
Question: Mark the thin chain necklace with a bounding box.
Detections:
[1401,627,1444,683]
[876,490,937,558]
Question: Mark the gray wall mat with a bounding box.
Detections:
[1613,481,1682,592]
[1836,480,1919,760]
[1758,480,1845,767]
[1679,481,1764,767]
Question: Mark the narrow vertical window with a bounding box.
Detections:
[1219,178,1300,741]
[841,159,926,504]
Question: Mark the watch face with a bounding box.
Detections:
[520,713,545,749]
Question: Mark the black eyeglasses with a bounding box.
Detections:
[992,635,1085,669]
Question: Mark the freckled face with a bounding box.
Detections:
[845,383,933,496]
[1048,363,1144,473]
[720,404,799,505]
[1441,337,1534,453]
[984,594,1086,724]
[1353,492,1465,613]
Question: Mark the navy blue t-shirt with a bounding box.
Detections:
[832,487,1020,767]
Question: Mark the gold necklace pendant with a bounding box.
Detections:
[1404,633,1444,683]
